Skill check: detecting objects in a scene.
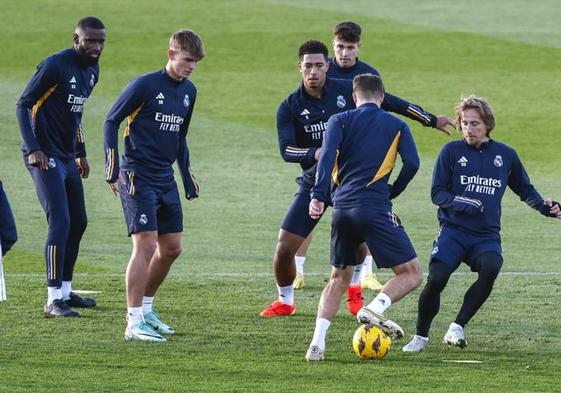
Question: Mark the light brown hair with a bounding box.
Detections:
[169,29,205,60]
[456,95,495,132]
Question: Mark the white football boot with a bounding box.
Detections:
[402,335,429,352]
[356,307,404,340]
[305,345,325,361]
[443,322,467,348]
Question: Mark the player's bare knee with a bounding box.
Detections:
[411,261,423,288]
[132,234,158,258]
[275,241,298,265]
[163,244,182,261]
[396,258,423,288]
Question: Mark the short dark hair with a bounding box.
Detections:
[298,40,328,61]
[455,95,495,133]
[333,21,361,43]
[353,73,384,99]
[169,29,205,60]
[76,16,105,31]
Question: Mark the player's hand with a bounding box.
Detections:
[544,198,561,218]
[314,148,322,161]
[309,198,324,219]
[434,115,457,136]
[28,150,49,170]
[186,174,200,200]
[109,181,119,196]
[76,157,90,179]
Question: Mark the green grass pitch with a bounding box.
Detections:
[1,1,560,391]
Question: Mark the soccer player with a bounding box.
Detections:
[293,21,455,300]
[16,17,106,317]
[104,29,204,342]
[305,74,422,361]
[0,180,18,257]
[402,95,561,353]
[0,179,17,301]
[260,40,438,318]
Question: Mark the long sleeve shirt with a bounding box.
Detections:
[432,139,551,238]
[277,78,434,187]
[326,57,438,128]
[312,103,419,209]
[16,48,99,159]
[104,69,199,198]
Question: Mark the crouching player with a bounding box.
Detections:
[104,29,204,341]
[305,74,423,361]
[402,95,561,352]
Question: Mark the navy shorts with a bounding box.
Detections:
[430,225,502,270]
[331,207,417,269]
[281,184,331,238]
[118,170,183,235]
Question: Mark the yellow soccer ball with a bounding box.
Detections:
[352,324,392,360]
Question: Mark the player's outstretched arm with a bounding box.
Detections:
[382,92,455,135]
[506,149,560,218]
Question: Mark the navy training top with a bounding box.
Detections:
[277,78,434,187]
[104,69,199,198]
[16,48,99,159]
[312,103,419,209]
[432,139,552,238]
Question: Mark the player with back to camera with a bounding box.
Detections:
[402,95,561,353]
[260,38,453,318]
[104,29,204,342]
[292,21,456,314]
[16,17,106,317]
[305,74,423,361]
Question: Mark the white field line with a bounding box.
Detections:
[442,360,483,364]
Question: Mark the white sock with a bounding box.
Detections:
[350,263,363,286]
[361,255,373,277]
[310,318,331,350]
[127,306,144,326]
[295,256,306,275]
[61,281,72,300]
[142,296,155,315]
[367,292,392,315]
[277,284,294,305]
[47,287,62,306]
